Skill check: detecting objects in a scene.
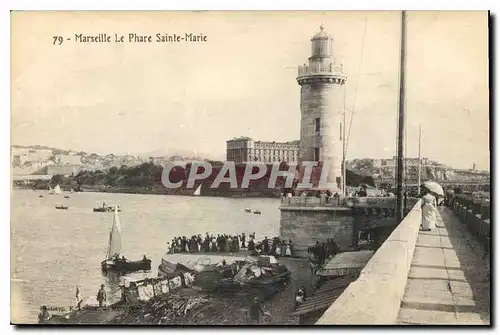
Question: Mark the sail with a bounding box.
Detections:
[193,184,202,196]
[106,206,122,260]
[54,185,62,195]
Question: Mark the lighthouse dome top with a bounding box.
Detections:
[311,25,332,41]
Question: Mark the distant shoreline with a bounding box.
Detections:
[15,184,282,199]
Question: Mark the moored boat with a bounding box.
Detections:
[94,203,122,212]
[158,253,249,278]
[100,206,150,274]
[93,207,121,212]
[55,205,68,210]
[158,253,290,298]
[101,257,151,273]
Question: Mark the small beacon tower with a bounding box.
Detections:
[297,25,347,191]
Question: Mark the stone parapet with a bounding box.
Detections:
[315,200,422,325]
[280,196,419,209]
[279,196,420,258]
[451,199,490,254]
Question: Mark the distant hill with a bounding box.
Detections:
[11,144,224,162]
[12,144,68,155]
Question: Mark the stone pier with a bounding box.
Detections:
[279,196,418,257]
[314,200,490,325]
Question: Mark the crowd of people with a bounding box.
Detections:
[167,233,251,254]
[254,236,294,257]
[166,233,295,258]
[307,239,340,266]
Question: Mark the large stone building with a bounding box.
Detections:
[297,25,347,191]
[226,137,299,164]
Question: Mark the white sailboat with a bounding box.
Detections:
[193,184,202,196]
[106,206,122,261]
[100,206,151,273]
[54,184,62,195]
[48,185,54,195]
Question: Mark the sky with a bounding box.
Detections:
[11,11,490,170]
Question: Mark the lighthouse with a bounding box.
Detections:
[297,25,347,192]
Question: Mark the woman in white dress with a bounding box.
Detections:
[421,190,437,231]
[285,242,292,257]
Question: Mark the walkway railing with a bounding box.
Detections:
[281,195,418,209]
[449,195,490,256]
[315,200,422,324]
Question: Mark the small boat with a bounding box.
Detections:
[64,195,70,199]
[48,185,54,195]
[194,255,290,297]
[54,185,62,195]
[101,206,151,273]
[39,195,43,198]
[101,257,151,273]
[55,205,68,210]
[94,204,122,212]
[253,210,261,215]
[245,208,252,213]
[193,184,202,196]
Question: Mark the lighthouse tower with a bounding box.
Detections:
[297,25,347,192]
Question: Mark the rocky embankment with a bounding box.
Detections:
[109,286,298,325]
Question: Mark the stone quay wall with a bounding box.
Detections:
[279,196,419,257]
[449,196,490,255]
[280,205,354,257]
[315,199,422,325]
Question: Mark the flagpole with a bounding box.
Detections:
[396,11,407,223]
[342,85,347,196]
[417,124,422,195]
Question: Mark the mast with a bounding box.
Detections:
[396,11,407,223]
[342,85,347,196]
[417,124,422,195]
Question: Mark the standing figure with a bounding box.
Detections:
[275,242,281,257]
[38,306,51,322]
[211,237,217,252]
[75,286,83,311]
[262,237,269,255]
[295,288,307,309]
[285,242,292,257]
[241,232,246,248]
[421,190,437,231]
[248,297,266,324]
[97,284,106,308]
[248,239,255,252]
